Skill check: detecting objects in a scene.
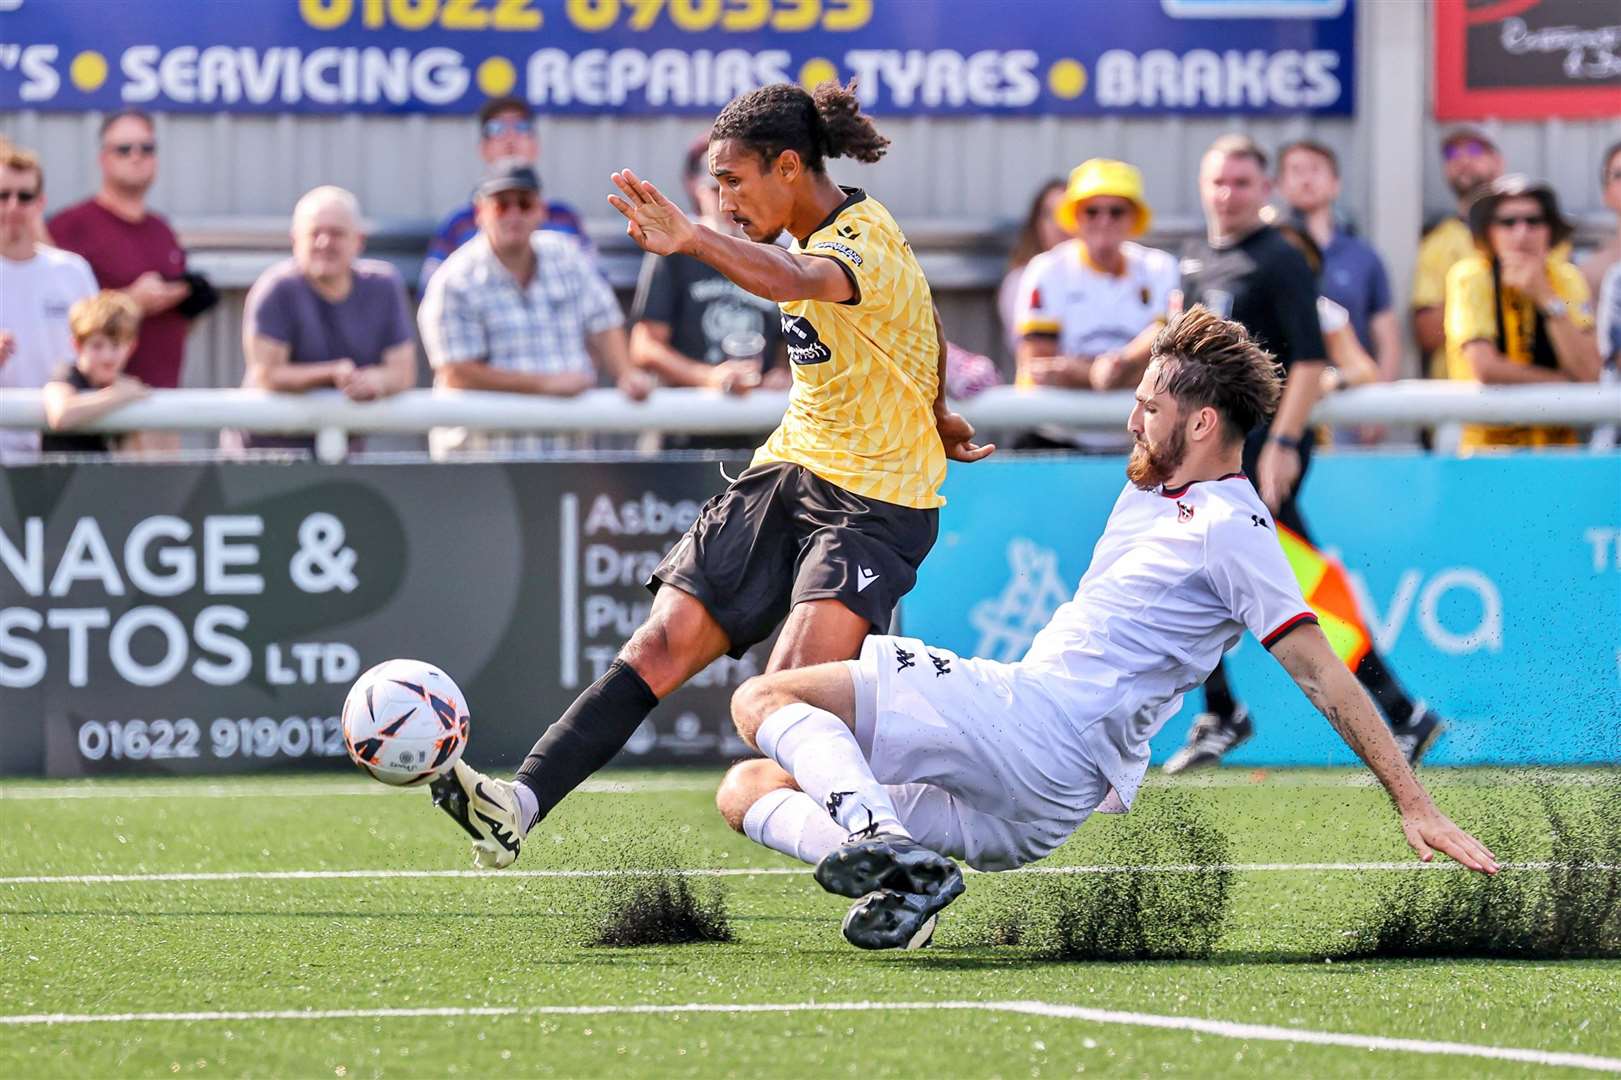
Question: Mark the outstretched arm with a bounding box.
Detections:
[1269,624,1498,874]
[608,170,852,304]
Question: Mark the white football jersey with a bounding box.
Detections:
[1014,238,1179,357]
[1020,474,1314,808]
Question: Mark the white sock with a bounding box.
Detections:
[755,704,910,839]
[511,780,539,834]
[741,787,849,865]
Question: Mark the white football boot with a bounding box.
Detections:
[429,761,525,869]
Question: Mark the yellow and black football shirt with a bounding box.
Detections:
[752,187,945,510]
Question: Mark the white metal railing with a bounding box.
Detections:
[0,383,1615,462]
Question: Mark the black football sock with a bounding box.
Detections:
[514,659,659,825]
[1201,659,1239,724]
[1354,650,1415,727]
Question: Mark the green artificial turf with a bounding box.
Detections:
[1,767,1617,1078]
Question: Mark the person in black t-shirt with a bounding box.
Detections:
[40,290,148,454]
[1165,135,1446,774]
[629,134,786,450]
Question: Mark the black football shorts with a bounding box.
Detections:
[648,461,939,658]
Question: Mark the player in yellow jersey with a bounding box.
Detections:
[429,81,993,869]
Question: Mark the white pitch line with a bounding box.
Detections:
[0,778,717,801]
[1,999,1616,1073]
[3,770,1613,801]
[1,861,1604,886]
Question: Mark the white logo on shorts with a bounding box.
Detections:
[857,566,879,592]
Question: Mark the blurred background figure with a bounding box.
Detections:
[997,178,1069,362]
[1578,140,1621,299]
[48,108,214,452]
[41,290,147,454]
[0,140,97,463]
[420,96,592,288]
[1012,158,1177,451]
[1444,176,1600,454]
[419,162,651,458]
[238,186,417,453]
[1277,139,1399,445]
[1411,127,1504,382]
[629,132,787,450]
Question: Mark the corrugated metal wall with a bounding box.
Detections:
[4,5,1618,391]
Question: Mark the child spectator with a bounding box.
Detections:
[41,290,148,453]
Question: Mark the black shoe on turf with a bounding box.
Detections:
[842,878,967,951]
[1391,702,1446,766]
[1162,706,1253,775]
[814,832,962,900]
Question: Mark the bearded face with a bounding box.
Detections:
[1126,411,1189,491]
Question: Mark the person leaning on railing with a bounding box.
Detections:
[237,186,417,453]
[1443,175,1602,454]
[417,162,653,458]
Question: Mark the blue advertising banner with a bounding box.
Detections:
[904,454,1621,767]
[0,0,1355,116]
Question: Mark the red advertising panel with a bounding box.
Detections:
[1435,0,1621,120]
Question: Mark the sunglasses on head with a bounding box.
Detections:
[482,118,533,140]
[108,142,157,157]
[0,188,39,204]
[1492,214,1547,229]
[1084,204,1131,221]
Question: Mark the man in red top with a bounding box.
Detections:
[49,110,198,448]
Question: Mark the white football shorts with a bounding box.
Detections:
[845,634,1110,871]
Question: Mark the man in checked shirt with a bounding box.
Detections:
[417,161,653,457]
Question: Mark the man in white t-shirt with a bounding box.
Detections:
[713,306,1499,951]
[1014,158,1178,450]
[0,143,99,462]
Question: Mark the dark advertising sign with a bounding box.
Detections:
[0,461,765,777]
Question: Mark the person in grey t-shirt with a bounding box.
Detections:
[240,186,417,450]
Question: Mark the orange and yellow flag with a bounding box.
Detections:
[1275,523,1373,670]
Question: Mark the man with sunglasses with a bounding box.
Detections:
[1411,127,1504,381]
[418,162,651,457]
[419,97,590,289]
[1012,158,1178,451]
[0,141,98,462]
[48,110,197,425]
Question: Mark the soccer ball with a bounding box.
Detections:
[341,659,470,786]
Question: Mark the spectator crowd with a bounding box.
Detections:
[1,103,1616,462]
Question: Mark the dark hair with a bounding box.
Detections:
[1150,306,1282,443]
[1008,178,1066,269]
[98,108,154,140]
[477,95,533,129]
[710,80,889,174]
[1467,174,1573,248]
[1278,139,1338,178]
[1604,140,1621,184]
[0,138,43,193]
[1205,133,1268,173]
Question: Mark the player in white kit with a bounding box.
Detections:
[714,306,1500,951]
